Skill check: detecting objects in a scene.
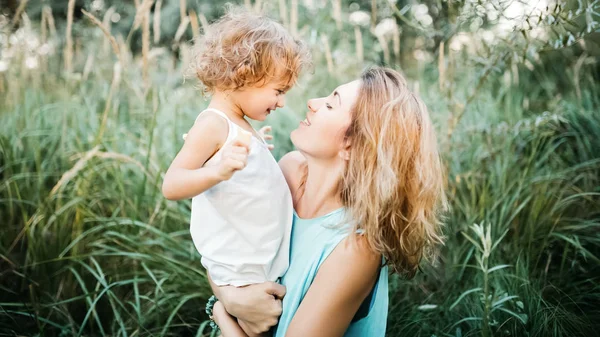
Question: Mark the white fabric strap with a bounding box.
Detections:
[182,108,238,141]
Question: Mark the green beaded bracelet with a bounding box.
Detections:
[205,295,220,333]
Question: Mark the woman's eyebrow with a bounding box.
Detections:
[333,91,341,105]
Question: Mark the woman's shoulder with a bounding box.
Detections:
[278,151,307,197]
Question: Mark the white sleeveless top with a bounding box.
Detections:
[188,108,293,287]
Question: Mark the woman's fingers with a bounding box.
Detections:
[259,125,272,135]
[264,282,286,299]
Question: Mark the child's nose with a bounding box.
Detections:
[277,95,286,108]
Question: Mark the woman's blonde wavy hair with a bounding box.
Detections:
[187,6,311,94]
[341,67,447,278]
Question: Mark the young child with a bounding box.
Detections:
[161,6,311,337]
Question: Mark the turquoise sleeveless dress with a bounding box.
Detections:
[273,208,389,337]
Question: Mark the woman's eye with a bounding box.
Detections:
[326,103,332,109]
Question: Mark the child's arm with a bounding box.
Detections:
[162,113,248,200]
[213,302,270,337]
[212,301,249,337]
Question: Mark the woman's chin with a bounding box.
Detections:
[290,128,298,143]
[290,128,304,148]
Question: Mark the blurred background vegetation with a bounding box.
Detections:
[0,0,599,336]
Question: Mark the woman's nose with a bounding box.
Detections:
[307,97,325,112]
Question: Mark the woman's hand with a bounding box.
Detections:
[209,277,285,334]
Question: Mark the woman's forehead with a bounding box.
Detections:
[336,80,361,95]
[334,80,361,107]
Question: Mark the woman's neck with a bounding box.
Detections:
[295,157,345,219]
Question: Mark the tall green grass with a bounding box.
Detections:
[1,3,599,337]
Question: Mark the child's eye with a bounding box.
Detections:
[277,90,285,95]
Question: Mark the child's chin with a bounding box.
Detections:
[250,114,268,121]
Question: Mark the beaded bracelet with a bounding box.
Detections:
[205,295,220,333]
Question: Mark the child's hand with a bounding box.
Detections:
[259,126,275,151]
[218,134,251,181]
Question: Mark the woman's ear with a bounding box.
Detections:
[339,136,351,161]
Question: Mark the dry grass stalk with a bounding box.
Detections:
[573,53,589,101]
[134,0,140,8]
[117,35,130,67]
[321,34,334,74]
[198,12,209,32]
[174,16,190,43]
[51,146,152,197]
[376,34,390,64]
[64,0,76,73]
[75,37,82,67]
[148,198,163,226]
[438,41,445,92]
[254,0,263,12]
[133,0,154,31]
[290,0,298,36]
[40,7,48,43]
[102,6,116,54]
[278,0,289,28]
[95,152,150,177]
[180,0,187,23]
[189,10,200,39]
[10,0,29,29]
[332,0,342,30]
[393,29,400,64]
[180,42,191,69]
[82,53,94,81]
[354,26,364,63]
[142,10,151,89]
[81,9,123,65]
[371,0,377,30]
[245,0,252,11]
[50,146,101,196]
[154,0,163,43]
[95,61,123,145]
[43,6,57,37]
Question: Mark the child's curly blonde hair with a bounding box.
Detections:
[188,6,311,94]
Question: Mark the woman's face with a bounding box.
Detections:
[291,80,361,161]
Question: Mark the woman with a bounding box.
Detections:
[210,67,446,336]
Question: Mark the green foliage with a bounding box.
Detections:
[1,0,599,336]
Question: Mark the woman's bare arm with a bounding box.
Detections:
[284,236,381,337]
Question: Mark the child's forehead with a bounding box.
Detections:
[266,75,292,89]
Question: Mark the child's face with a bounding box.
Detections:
[233,78,289,122]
